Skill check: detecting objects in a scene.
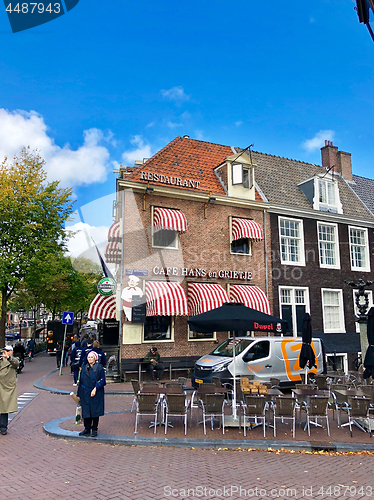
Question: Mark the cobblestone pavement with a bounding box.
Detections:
[1,353,374,500]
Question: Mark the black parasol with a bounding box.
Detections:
[298,312,316,370]
[363,307,374,380]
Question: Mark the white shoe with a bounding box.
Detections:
[73,383,77,387]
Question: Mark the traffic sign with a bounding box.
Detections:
[62,311,74,325]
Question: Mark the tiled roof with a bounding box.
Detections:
[247,151,373,218]
[350,174,374,217]
[124,136,233,195]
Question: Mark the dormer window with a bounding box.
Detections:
[318,178,337,212]
[232,163,253,189]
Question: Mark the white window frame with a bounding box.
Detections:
[353,290,373,333]
[313,176,343,214]
[317,222,340,269]
[349,226,370,272]
[142,316,175,343]
[326,353,348,374]
[321,288,346,333]
[151,206,179,250]
[278,217,305,266]
[279,286,310,337]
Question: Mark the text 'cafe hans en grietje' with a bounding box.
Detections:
[106,136,274,364]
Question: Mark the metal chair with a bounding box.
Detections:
[273,396,297,438]
[191,383,216,413]
[212,376,221,388]
[270,377,281,388]
[242,395,267,437]
[305,396,330,436]
[357,385,374,413]
[342,397,372,437]
[314,375,331,393]
[142,381,160,390]
[134,393,160,434]
[177,377,187,386]
[199,393,226,434]
[164,394,189,435]
[164,382,183,392]
[130,379,141,412]
[331,385,350,426]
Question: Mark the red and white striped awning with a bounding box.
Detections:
[229,285,270,314]
[188,283,229,316]
[88,294,117,319]
[153,207,187,233]
[232,218,263,242]
[108,220,121,241]
[145,281,189,316]
[105,241,121,263]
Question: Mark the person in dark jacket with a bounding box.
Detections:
[80,340,107,367]
[77,351,106,437]
[144,347,164,381]
[56,341,63,369]
[70,340,82,386]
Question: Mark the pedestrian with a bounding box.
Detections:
[0,345,19,435]
[80,340,107,367]
[79,336,94,368]
[28,338,35,358]
[144,347,164,381]
[70,340,82,386]
[80,333,89,349]
[56,340,62,369]
[77,351,106,437]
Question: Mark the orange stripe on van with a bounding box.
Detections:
[281,339,319,382]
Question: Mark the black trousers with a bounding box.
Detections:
[83,416,99,431]
[148,363,164,380]
[0,413,8,431]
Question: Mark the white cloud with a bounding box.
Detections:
[161,86,190,104]
[235,121,243,127]
[65,221,113,270]
[121,135,153,164]
[302,130,335,152]
[167,121,183,129]
[0,108,112,188]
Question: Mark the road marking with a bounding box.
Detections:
[9,392,39,422]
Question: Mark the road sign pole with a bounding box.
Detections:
[59,324,68,376]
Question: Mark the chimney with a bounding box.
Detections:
[321,140,352,181]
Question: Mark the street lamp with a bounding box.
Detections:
[345,278,373,360]
[17,308,26,341]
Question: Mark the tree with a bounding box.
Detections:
[0,148,74,347]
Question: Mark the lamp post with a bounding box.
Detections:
[345,278,373,360]
[17,307,26,341]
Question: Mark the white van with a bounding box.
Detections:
[191,336,326,387]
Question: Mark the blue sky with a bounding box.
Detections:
[1,0,374,259]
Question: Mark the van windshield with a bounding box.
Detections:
[210,338,253,357]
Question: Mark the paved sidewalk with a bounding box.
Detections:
[37,359,374,453]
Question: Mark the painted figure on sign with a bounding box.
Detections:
[121,275,143,322]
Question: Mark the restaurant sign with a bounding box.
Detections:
[152,266,252,280]
[140,171,201,189]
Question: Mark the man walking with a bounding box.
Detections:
[0,345,19,435]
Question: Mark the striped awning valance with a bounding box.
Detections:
[108,220,121,241]
[145,281,189,316]
[188,283,229,317]
[88,294,116,319]
[153,207,187,233]
[229,285,271,315]
[232,218,263,242]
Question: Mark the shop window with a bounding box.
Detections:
[143,316,172,341]
[188,327,215,341]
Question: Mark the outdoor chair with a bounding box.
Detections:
[199,393,226,435]
[191,383,216,413]
[272,396,297,438]
[357,385,374,412]
[242,395,267,437]
[164,382,183,392]
[314,375,331,393]
[331,384,350,425]
[164,394,189,435]
[177,377,187,386]
[134,393,160,434]
[142,381,160,390]
[212,376,221,388]
[305,396,330,437]
[270,377,281,388]
[341,397,372,437]
[130,379,141,412]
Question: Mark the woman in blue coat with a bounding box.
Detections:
[77,351,106,437]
